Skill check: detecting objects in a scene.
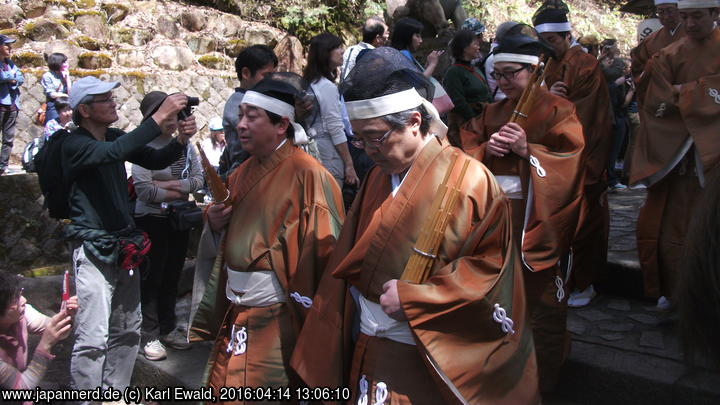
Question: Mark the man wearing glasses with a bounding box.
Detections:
[63,76,196,397]
[630,0,685,103]
[293,47,538,404]
[461,34,585,393]
[534,7,613,311]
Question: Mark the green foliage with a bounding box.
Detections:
[279,4,332,44]
[363,0,384,18]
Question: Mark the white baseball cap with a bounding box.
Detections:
[208,117,223,131]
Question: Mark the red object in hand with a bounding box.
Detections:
[61,270,70,311]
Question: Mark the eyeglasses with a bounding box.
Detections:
[350,127,394,149]
[490,67,528,82]
[87,96,117,104]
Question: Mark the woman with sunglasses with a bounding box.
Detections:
[0,271,77,389]
[132,91,203,362]
[460,33,586,393]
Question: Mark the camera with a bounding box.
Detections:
[178,96,199,121]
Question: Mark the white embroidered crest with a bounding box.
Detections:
[555,275,565,302]
[708,88,720,104]
[290,291,313,308]
[655,102,667,118]
[492,304,516,335]
[375,382,388,405]
[357,375,369,405]
[529,155,547,178]
[226,324,247,355]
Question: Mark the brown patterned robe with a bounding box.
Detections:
[460,88,585,391]
[291,137,539,404]
[189,141,345,403]
[630,23,685,104]
[630,28,720,298]
[544,45,613,293]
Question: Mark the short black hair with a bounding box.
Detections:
[0,271,21,316]
[391,17,424,51]
[46,52,67,71]
[362,17,387,43]
[235,45,278,82]
[451,30,477,60]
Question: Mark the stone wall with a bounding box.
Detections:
[13,71,238,164]
[1,0,305,165]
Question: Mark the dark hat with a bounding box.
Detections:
[493,34,552,65]
[0,35,16,45]
[533,8,572,34]
[139,91,168,122]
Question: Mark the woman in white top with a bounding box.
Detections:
[132,91,203,362]
[302,33,359,187]
[200,116,226,170]
[40,53,70,125]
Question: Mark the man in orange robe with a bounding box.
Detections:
[534,7,613,307]
[630,1,720,307]
[189,77,345,401]
[292,48,539,405]
[630,0,685,104]
[460,34,585,392]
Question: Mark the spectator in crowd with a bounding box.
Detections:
[132,91,203,362]
[0,35,23,176]
[43,97,73,140]
[218,45,278,178]
[599,39,625,83]
[40,53,71,125]
[604,57,635,190]
[391,17,443,79]
[578,34,600,57]
[303,33,359,187]
[484,21,519,101]
[460,17,486,63]
[622,60,640,185]
[201,116,226,170]
[341,16,388,81]
[535,7,613,312]
[0,271,77,389]
[63,76,195,395]
[443,29,492,146]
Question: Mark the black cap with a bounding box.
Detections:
[139,91,168,122]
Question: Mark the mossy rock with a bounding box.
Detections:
[111,27,153,46]
[69,68,107,77]
[24,18,71,40]
[100,3,130,24]
[198,53,232,70]
[74,34,101,50]
[222,39,247,58]
[70,10,104,19]
[12,51,45,68]
[0,28,21,36]
[44,0,76,8]
[52,18,74,29]
[74,0,96,9]
[77,51,112,69]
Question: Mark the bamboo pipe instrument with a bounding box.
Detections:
[401,153,471,284]
[196,141,230,206]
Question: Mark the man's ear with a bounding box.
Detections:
[77,104,92,119]
[241,67,252,82]
[276,117,290,135]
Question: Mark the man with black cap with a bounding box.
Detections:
[630,0,685,103]
[189,74,344,391]
[630,0,720,309]
[63,76,196,395]
[461,32,585,393]
[533,2,613,309]
[0,34,23,175]
[292,47,539,404]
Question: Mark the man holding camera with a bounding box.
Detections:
[63,76,196,395]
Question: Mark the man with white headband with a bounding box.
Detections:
[292,47,539,404]
[533,3,613,310]
[629,0,719,310]
[189,75,345,391]
[630,0,685,103]
[461,33,585,393]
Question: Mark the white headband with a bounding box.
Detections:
[344,88,447,134]
[242,91,308,145]
[493,53,540,65]
[678,0,719,8]
[654,0,677,5]
[534,22,572,33]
